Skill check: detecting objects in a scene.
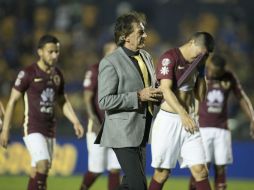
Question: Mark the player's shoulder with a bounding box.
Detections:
[223,70,237,81]
[14,63,36,87]
[161,48,178,58]
[17,63,36,79]
[89,63,99,70]
[22,63,36,73]
[158,48,178,65]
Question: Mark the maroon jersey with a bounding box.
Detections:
[156,48,198,92]
[199,71,243,129]
[14,63,64,137]
[83,63,104,122]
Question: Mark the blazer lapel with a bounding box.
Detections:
[140,50,156,87]
[118,47,144,87]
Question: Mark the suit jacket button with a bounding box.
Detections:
[143,116,146,119]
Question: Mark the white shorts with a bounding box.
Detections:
[200,127,233,165]
[23,133,55,167]
[151,110,206,169]
[86,132,121,173]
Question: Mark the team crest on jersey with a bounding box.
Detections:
[221,81,231,90]
[53,74,61,86]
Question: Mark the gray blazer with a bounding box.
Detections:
[96,47,157,148]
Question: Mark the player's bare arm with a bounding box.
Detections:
[237,90,254,139]
[60,94,84,138]
[0,88,22,148]
[160,79,197,134]
[194,77,207,102]
[83,90,101,134]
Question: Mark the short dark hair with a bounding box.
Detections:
[211,54,226,69]
[37,34,60,49]
[114,11,146,46]
[190,31,215,53]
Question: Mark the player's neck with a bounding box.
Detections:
[37,60,52,74]
[179,45,191,63]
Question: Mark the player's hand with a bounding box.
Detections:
[138,87,163,102]
[250,120,254,139]
[0,130,9,149]
[90,116,101,135]
[180,113,198,134]
[73,122,84,139]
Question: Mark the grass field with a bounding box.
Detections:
[0,175,254,190]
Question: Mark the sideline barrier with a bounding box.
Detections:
[0,137,253,178]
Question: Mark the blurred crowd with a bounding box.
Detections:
[0,0,253,139]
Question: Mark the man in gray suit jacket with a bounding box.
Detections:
[96,11,162,190]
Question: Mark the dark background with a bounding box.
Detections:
[0,0,253,140]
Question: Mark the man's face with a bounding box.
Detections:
[124,22,147,51]
[38,43,60,67]
[189,41,208,62]
[207,62,225,78]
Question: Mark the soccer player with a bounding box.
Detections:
[79,41,121,190]
[0,34,84,190]
[189,54,254,190]
[149,32,215,190]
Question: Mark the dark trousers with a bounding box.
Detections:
[113,147,147,190]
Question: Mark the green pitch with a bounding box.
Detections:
[0,175,254,190]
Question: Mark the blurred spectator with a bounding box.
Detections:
[0,0,253,139]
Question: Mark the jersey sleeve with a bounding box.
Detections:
[83,65,97,91]
[156,52,176,81]
[230,72,243,98]
[13,70,30,93]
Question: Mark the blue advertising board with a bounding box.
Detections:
[0,136,253,179]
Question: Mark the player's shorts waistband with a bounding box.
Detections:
[159,109,180,118]
[159,109,195,118]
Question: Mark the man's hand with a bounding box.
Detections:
[0,130,9,149]
[138,87,163,102]
[73,122,84,139]
[90,116,101,135]
[180,113,198,134]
